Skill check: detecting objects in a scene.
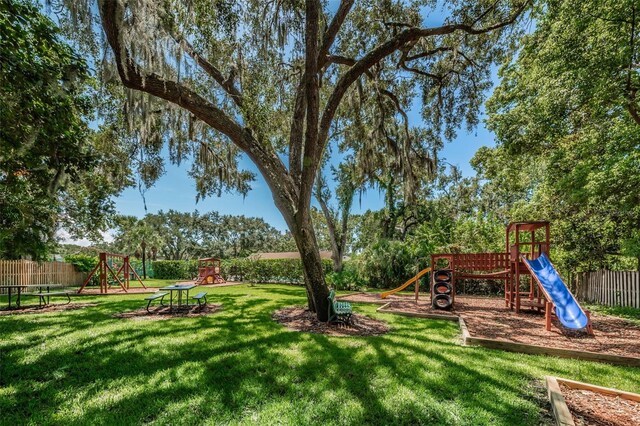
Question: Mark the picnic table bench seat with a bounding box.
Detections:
[327,289,352,324]
[145,292,168,312]
[31,291,71,307]
[192,292,208,307]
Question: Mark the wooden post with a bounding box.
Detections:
[99,252,107,294]
[585,310,593,335]
[545,301,552,331]
[530,230,535,300]
[451,256,456,306]
[505,226,510,307]
[124,256,130,290]
[515,225,521,313]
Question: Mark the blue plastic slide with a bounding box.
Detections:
[523,253,589,330]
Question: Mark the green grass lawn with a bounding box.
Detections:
[139,278,183,288]
[585,303,640,325]
[1,284,639,425]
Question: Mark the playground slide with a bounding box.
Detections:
[380,267,431,299]
[523,253,589,330]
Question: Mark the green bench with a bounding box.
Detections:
[192,292,208,307]
[145,292,168,312]
[327,289,352,324]
[32,291,71,307]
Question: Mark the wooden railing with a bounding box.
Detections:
[575,270,640,309]
[454,253,510,271]
[0,260,86,293]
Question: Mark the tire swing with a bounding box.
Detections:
[432,269,453,310]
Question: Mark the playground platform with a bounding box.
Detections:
[338,293,640,360]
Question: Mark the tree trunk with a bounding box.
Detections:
[292,216,330,321]
[331,249,343,273]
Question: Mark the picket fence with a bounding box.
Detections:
[575,270,640,309]
[0,259,86,293]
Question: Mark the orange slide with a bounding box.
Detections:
[380,267,432,299]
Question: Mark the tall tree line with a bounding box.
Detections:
[109,210,296,261]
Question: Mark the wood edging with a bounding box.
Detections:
[378,302,392,311]
[555,377,640,402]
[545,376,640,426]
[375,305,459,321]
[458,316,471,340]
[545,376,575,426]
[461,334,640,367]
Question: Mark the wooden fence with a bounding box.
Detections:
[575,270,640,309]
[0,260,86,293]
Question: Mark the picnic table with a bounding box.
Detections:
[0,284,67,309]
[160,284,197,311]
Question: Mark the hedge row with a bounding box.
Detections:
[151,258,334,284]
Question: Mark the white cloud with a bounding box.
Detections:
[57,229,115,246]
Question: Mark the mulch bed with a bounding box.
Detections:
[339,294,640,358]
[114,304,223,321]
[560,384,640,426]
[273,306,389,336]
[0,302,98,316]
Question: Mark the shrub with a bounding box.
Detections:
[325,262,365,291]
[152,260,198,280]
[152,258,334,284]
[65,254,99,286]
[64,254,98,272]
[241,259,332,284]
[354,239,424,289]
[221,258,251,281]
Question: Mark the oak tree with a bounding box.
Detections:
[56,0,529,319]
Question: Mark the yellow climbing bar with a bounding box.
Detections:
[380,267,432,299]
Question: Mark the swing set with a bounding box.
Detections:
[77,252,147,293]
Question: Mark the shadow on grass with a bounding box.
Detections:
[1,285,639,425]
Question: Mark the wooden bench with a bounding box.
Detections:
[192,292,208,307]
[327,289,352,324]
[32,291,71,307]
[145,292,168,312]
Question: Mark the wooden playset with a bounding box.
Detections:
[382,221,593,333]
[195,257,226,285]
[77,252,146,294]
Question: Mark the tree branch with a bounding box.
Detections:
[318,0,355,68]
[378,88,411,142]
[318,1,530,150]
[169,31,243,108]
[299,0,322,213]
[99,0,296,214]
[289,82,305,185]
